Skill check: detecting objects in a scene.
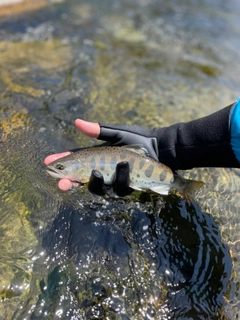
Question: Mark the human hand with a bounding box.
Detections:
[45,119,140,195]
[45,102,240,192]
[45,119,162,192]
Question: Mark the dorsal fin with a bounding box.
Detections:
[121,144,149,157]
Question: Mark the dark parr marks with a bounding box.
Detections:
[90,156,96,170]
[100,157,105,171]
[120,152,127,160]
[139,159,145,170]
[159,170,167,182]
[145,164,154,178]
[128,158,135,172]
[110,157,117,170]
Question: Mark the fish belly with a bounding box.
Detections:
[128,159,174,195]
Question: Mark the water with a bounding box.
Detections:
[0,0,240,319]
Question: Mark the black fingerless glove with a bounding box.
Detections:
[88,162,131,196]
[99,103,240,170]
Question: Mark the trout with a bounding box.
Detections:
[46,145,204,195]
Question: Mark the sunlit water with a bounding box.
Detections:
[0,0,240,319]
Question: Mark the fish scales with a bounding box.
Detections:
[69,146,173,187]
[46,145,204,195]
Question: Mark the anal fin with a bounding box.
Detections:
[150,185,170,195]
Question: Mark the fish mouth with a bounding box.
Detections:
[46,168,81,183]
[46,168,63,179]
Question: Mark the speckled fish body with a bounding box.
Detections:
[46,145,203,195]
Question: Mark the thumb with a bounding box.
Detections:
[75,119,100,138]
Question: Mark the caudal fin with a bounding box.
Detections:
[182,179,204,194]
[173,174,204,195]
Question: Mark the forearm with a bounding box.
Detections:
[155,103,240,170]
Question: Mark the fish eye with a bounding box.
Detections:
[56,163,65,170]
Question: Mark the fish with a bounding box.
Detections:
[46,145,204,196]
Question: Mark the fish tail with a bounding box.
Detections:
[175,178,204,202]
[182,179,204,194]
[173,174,204,195]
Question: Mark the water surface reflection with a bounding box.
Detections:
[27,195,231,319]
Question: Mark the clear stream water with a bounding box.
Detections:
[0,0,240,319]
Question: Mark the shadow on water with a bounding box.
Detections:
[20,193,231,320]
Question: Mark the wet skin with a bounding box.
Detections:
[44,119,100,191]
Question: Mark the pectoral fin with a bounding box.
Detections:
[129,183,143,191]
[80,177,90,184]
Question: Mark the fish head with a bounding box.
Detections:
[46,158,87,183]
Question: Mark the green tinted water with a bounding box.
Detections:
[0,0,240,319]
